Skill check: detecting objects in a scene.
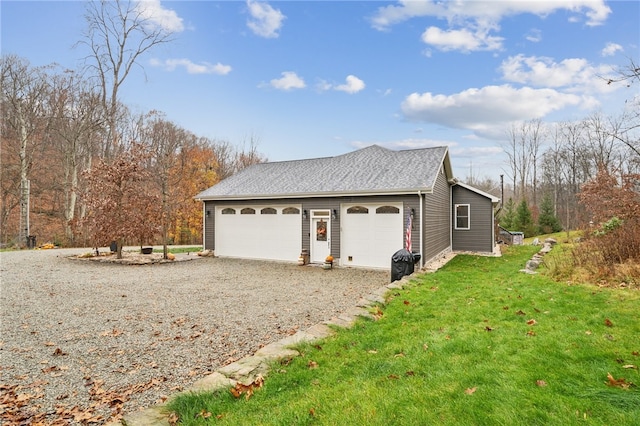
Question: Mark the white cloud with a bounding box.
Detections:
[316,74,364,96]
[150,58,231,75]
[500,55,589,87]
[601,42,623,57]
[369,0,443,31]
[421,26,503,52]
[370,1,610,52]
[370,0,611,30]
[334,75,366,94]
[499,54,619,94]
[401,85,587,133]
[246,0,286,38]
[525,28,542,43]
[135,0,184,32]
[270,71,305,91]
[317,75,366,94]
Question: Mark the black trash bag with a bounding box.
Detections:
[391,249,415,282]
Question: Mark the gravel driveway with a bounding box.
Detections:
[0,248,389,424]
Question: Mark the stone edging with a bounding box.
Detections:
[519,238,557,274]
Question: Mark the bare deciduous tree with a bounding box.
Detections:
[140,112,186,258]
[47,69,103,243]
[79,0,181,160]
[503,119,544,203]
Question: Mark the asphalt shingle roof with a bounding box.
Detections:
[195,145,451,200]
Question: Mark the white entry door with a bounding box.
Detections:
[311,214,331,263]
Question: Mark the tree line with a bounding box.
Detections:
[1,54,264,249]
[467,60,639,236]
[1,0,265,250]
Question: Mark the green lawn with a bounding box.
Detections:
[168,245,640,425]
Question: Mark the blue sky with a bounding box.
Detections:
[2,0,638,181]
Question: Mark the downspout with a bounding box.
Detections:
[492,203,496,253]
[418,190,423,269]
[449,184,453,253]
[202,202,206,250]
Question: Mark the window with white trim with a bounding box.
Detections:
[455,204,470,230]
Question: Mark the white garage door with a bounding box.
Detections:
[341,203,404,269]
[215,205,302,261]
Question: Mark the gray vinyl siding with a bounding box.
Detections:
[422,165,451,263]
[403,197,421,255]
[204,201,215,250]
[452,185,494,253]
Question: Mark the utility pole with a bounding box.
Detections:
[500,174,504,209]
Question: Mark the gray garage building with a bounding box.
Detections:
[195,145,499,269]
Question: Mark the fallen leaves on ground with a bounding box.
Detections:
[0,383,47,425]
[606,373,634,389]
[230,375,264,400]
[605,318,614,327]
[195,409,212,419]
[167,411,180,425]
[465,387,477,395]
[372,306,384,320]
[536,380,548,387]
[100,328,123,337]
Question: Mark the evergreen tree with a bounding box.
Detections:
[538,193,562,234]
[514,199,537,237]
[499,197,516,230]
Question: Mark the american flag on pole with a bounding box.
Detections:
[405,210,412,252]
